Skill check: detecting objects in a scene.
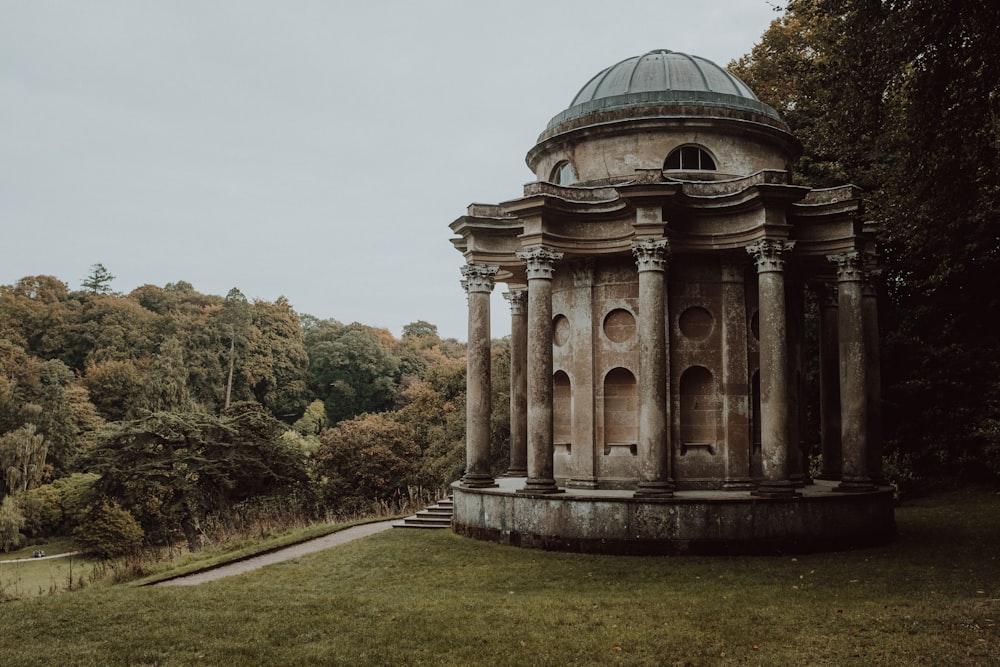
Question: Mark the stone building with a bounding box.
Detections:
[450,50,895,554]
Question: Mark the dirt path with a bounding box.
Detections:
[153,520,396,587]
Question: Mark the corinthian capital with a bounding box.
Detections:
[827,251,864,282]
[746,239,795,273]
[516,247,563,280]
[460,263,499,294]
[503,288,527,315]
[632,238,670,272]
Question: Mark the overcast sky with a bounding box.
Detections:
[1,1,782,341]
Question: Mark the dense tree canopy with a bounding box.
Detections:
[0,273,470,551]
[732,0,1000,484]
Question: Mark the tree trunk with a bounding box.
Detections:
[224,336,235,409]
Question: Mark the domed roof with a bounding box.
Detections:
[545,49,783,131]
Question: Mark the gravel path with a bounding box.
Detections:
[154,520,396,587]
[0,551,82,564]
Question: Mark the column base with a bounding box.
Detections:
[633,481,675,499]
[835,478,877,493]
[790,472,811,488]
[460,474,499,489]
[503,467,528,477]
[567,477,599,489]
[753,480,800,498]
[723,477,756,491]
[517,478,564,495]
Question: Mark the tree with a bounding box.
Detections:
[293,399,328,436]
[83,358,146,421]
[81,263,116,295]
[241,297,310,418]
[0,341,97,476]
[731,0,1000,485]
[86,406,309,549]
[402,320,438,339]
[73,497,144,558]
[218,288,251,409]
[0,276,73,356]
[19,483,63,538]
[0,423,48,496]
[305,322,401,424]
[0,495,25,552]
[313,413,420,512]
[135,337,192,413]
[395,357,467,489]
[62,294,159,370]
[52,472,99,534]
[31,360,83,475]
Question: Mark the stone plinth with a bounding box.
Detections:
[453,478,895,555]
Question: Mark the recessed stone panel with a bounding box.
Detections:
[553,314,571,347]
[679,306,714,341]
[603,308,636,342]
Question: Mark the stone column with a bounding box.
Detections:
[746,239,798,497]
[815,282,842,480]
[460,263,499,488]
[567,261,598,489]
[721,258,753,489]
[785,270,808,486]
[862,262,885,485]
[516,247,564,494]
[632,239,674,498]
[829,251,875,492]
[504,288,528,477]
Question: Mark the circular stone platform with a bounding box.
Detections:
[452,478,896,555]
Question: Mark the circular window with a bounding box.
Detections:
[603,309,636,342]
[553,315,570,347]
[679,306,714,341]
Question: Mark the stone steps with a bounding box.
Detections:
[393,497,453,529]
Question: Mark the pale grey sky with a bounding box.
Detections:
[1,0,782,341]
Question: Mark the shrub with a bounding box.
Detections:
[73,497,144,558]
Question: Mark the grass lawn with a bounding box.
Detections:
[0,489,997,666]
[0,538,95,600]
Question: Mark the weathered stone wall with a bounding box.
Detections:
[532,123,792,184]
[551,258,643,488]
[453,483,896,555]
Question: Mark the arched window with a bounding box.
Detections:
[551,160,578,185]
[664,146,717,171]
